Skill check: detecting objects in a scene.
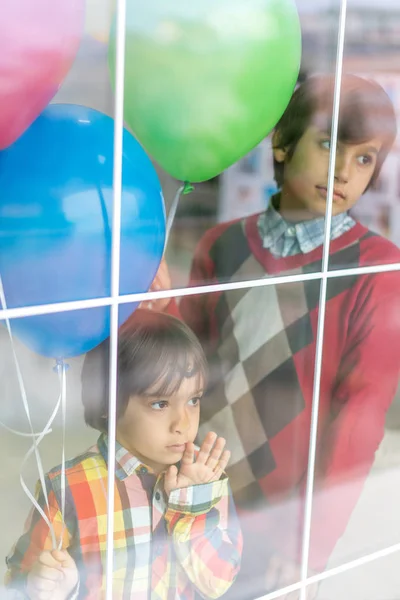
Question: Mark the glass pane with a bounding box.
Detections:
[309,276,400,586]
[0,312,97,595]
[319,552,400,600]
[55,23,113,115]
[330,0,400,271]
[178,282,319,598]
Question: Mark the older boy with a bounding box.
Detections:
[150,74,400,598]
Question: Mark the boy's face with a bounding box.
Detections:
[274,125,382,219]
[116,374,203,474]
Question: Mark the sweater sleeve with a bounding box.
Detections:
[292,272,400,571]
[164,477,243,598]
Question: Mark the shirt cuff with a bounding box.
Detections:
[167,476,229,516]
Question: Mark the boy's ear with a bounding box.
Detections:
[272,130,288,163]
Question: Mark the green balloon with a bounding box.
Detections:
[109,0,301,183]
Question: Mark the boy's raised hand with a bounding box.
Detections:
[164,432,230,496]
[139,257,172,312]
[27,549,78,600]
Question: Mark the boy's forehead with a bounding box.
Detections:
[143,371,205,399]
[308,122,383,153]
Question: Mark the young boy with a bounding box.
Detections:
[149,74,400,598]
[5,310,242,600]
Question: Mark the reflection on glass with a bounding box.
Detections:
[175,70,400,598]
[181,282,318,598]
[315,3,400,599]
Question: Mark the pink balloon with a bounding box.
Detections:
[0,0,84,149]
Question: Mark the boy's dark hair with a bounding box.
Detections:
[81,309,208,432]
[273,74,397,191]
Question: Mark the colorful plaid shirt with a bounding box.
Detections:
[5,434,242,600]
[258,195,356,257]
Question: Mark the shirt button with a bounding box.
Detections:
[140,466,148,474]
[287,226,296,236]
[155,492,161,501]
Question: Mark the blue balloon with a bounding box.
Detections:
[0,104,166,358]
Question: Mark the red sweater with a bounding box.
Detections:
[177,213,400,570]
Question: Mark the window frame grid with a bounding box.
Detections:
[0,0,398,597]
[106,0,127,597]
[298,1,348,598]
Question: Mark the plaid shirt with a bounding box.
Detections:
[258,195,355,257]
[5,434,242,600]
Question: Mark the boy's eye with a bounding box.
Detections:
[357,154,373,166]
[188,396,201,407]
[320,139,331,150]
[151,400,168,410]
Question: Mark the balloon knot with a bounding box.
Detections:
[53,358,70,374]
[183,182,194,195]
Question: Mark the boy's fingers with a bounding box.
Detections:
[38,551,63,571]
[139,300,153,310]
[197,432,217,464]
[208,450,230,482]
[31,564,62,582]
[216,449,230,473]
[166,464,178,479]
[181,441,195,465]
[211,467,223,482]
[205,437,226,470]
[51,549,75,569]
[165,465,178,491]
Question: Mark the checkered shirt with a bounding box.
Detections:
[257,196,355,257]
[5,434,242,599]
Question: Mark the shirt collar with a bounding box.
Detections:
[98,433,155,481]
[260,194,355,254]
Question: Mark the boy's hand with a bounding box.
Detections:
[164,432,230,496]
[265,554,319,600]
[27,549,78,600]
[140,258,172,312]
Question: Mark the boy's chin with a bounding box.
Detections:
[305,199,346,219]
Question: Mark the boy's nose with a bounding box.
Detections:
[171,408,190,434]
[334,152,351,184]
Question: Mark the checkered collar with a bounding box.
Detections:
[98,433,154,481]
[259,194,355,255]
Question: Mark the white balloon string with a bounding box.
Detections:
[57,361,67,550]
[19,393,63,550]
[0,421,53,438]
[164,185,184,250]
[0,274,59,549]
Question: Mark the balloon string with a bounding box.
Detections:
[164,181,194,250]
[19,391,63,550]
[56,359,67,550]
[0,420,53,438]
[0,274,66,550]
[165,185,184,247]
